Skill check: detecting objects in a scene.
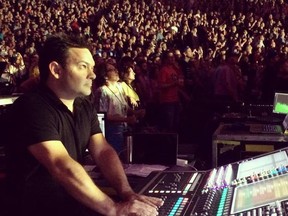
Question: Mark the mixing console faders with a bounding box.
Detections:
[138,171,207,215]
[137,148,288,216]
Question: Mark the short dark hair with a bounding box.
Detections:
[118,56,134,80]
[38,33,92,83]
[94,61,117,88]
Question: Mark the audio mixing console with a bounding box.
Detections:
[138,147,288,215]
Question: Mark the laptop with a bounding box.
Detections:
[85,112,106,154]
[97,112,106,136]
[249,114,288,134]
[249,92,288,134]
[131,133,178,166]
[273,92,288,115]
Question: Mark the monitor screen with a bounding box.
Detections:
[273,92,288,114]
[131,133,178,165]
[85,112,106,154]
[97,112,105,136]
[236,151,288,179]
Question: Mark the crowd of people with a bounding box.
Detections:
[1,0,288,152]
[1,1,288,214]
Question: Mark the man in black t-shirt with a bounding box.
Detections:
[3,33,163,216]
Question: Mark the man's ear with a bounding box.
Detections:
[49,61,63,79]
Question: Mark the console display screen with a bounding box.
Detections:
[237,151,288,179]
[231,150,288,214]
[273,92,288,114]
[231,174,288,213]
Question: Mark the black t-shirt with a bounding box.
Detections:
[4,85,102,216]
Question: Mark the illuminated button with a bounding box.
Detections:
[184,183,191,192]
[169,210,176,216]
[262,171,268,179]
[246,176,252,183]
[258,208,262,215]
[189,173,198,184]
[272,169,278,176]
[280,165,287,173]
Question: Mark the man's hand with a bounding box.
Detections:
[112,192,163,216]
[124,193,164,209]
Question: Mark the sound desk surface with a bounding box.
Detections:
[0,95,19,106]
[137,147,288,216]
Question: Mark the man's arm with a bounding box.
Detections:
[88,133,133,199]
[28,141,117,215]
[88,133,164,208]
[28,138,162,215]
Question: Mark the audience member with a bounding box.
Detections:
[93,61,144,155]
[157,50,185,132]
[135,57,161,127]
[118,56,140,109]
[213,51,246,111]
[178,46,195,97]
[261,55,288,103]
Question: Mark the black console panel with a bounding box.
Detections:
[138,148,288,215]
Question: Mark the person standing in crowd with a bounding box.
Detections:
[18,54,40,93]
[118,56,141,109]
[3,33,163,216]
[1,51,26,87]
[157,50,185,132]
[213,51,246,111]
[178,46,195,98]
[273,57,288,94]
[93,61,144,155]
[260,50,281,104]
[134,57,160,127]
[261,55,288,104]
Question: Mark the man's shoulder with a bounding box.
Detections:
[75,96,96,113]
[17,88,53,106]
[75,96,93,106]
[13,90,42,107]
[10,89,59,118]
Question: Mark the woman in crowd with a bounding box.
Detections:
[118,56,141,109]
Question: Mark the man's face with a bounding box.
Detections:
[167,52,175,64]
[174,50,181,59]
[185,48,193,58]
[60,48,96,98]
